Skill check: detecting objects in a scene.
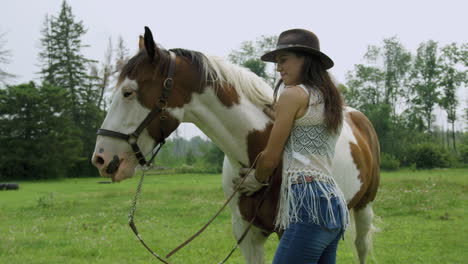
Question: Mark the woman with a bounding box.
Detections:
[236,29,349,264]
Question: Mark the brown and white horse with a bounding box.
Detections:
[92,28,380,264]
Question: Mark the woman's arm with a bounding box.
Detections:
[255,87,308,183]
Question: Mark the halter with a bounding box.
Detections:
[96,51,176,167]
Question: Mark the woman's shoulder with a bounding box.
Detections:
[280,85,309,103]
[285,84,323,104]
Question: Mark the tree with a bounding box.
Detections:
[409,40,441,133]
[203,142,224,172]
[91,37,114,110]
[460,43,468,68]
[0,82,81,180]
[39,0,96,117]
[438,43,466,151]
[228,35,278,86]
[185,148,195,165]
[38,0,104,177]
[345,63,385,108]
[115,35,130,73]
[345,37,414,159]
[464,102,468,130]
[382,37,412,113]
[0,32,15,85]
[345,37,411,113]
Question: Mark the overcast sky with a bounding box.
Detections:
[1,0,467,137]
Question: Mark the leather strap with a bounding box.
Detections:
[166,153,265,260]
[96,129,130,141]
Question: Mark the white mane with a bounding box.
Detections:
[205,56,274,107]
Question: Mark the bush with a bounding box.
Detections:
[380,153,400,170]
[404,143,452,169]
[173,164,220,174]
[457,143,468,166]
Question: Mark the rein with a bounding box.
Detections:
[96,50,176,263]
[128,153,271,264]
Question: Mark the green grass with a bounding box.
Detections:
[0,168,467,263]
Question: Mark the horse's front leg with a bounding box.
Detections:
[222,156,268,264]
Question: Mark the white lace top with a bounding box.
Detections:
[275,84,349,230]
[283,84,341,182]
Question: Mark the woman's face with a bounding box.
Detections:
[275,51,304,86]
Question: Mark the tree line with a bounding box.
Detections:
[344,38,467,169]
[1,1,109,180]
[0,1,466,180]
[0,0,225,180]
[230,36,468,169]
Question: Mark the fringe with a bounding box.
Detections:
[275,171,350,231]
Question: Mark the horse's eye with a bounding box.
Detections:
[123,91,133,98]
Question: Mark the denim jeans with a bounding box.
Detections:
[272,183,345,264]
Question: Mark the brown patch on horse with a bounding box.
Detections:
[238,123,281,234]
[137,55,205,142]
[345,110,380,210]
[124,50,241,138]
[214,83,240,107]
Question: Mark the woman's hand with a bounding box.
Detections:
[232,168,269,196]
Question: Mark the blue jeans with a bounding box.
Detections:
[272,183,345,264]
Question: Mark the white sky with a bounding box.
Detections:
[1,0,467,137]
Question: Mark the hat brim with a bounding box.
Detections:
[261,46,334,70]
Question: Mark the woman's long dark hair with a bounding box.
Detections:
[273,51,343,134]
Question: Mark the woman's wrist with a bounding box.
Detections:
[254,172,269,184]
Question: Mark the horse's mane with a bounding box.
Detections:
[170,48,273,107]
[118,48,274,107]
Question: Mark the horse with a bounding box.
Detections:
[92,27,380,264]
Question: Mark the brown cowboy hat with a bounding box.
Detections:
[261,29,334,69]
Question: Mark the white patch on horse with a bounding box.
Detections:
[332,107,362,202]
[206,56,274,107]
[167,86,270,166]
[96,78,154,158]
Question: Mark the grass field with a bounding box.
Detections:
[0,168,467,264]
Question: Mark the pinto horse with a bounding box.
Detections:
[92,27,380,264]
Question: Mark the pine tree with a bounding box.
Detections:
[0,32,15,85]
[39,0,96,118]
[38,0,104,177]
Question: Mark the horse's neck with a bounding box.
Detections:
[175,86,272,165]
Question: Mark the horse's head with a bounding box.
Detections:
[91,27,193,182]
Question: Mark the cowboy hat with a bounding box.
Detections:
[261,29,334,69]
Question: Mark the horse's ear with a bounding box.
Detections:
[144,26,158,61]
[138,35,144,50]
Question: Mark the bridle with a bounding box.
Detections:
[95,50,271,263]
[96,51,176,167]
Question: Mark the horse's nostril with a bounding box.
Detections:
[96,156,105,165]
